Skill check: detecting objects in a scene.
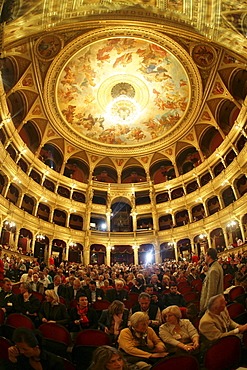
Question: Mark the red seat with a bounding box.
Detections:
[128,292,139,303]
[123,300,134,310]
[177,282,189,290]
[92,300,111,311]
[0,308,5,325]
[11,284,20,295]
[151,355,199,370]
[32,291,45,302]
[228,285,245,302]
[74,329,111,346]
[0,336,12,361]
[6,313,34,330]
[179,286,193,295]
[203,335,241,370]
[39,323,71,346]
[227,302,245,319]
[194,281,202,294]
[190,279,202,287]
[224,274,234,283]
[183,292,199,303]
[69,299,77,309]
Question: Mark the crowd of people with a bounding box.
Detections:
[1,246,247,369]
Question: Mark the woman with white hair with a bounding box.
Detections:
[39,289,69,326]
[118,311,168,368]
[159,305,199,354]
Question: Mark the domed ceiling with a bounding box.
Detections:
[45,29,201,150]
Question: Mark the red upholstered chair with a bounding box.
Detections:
[128,292,139,303]
[6,313,34,329]
[39,323,71,357]
[5,313,34,340]
[179,286,193,295]
[227,302,247,324]
[190,279,202,287]
[92,300,111,311]
[74,329,111,346]
[194,281,202,294]
[0,336,12,361]
[57,356,76,370]
[32,291,45,302]
[151,355,199,370]
[69,299,77,309]
[123,300,134,310]
[183,292,199,303]
[224,274,234,283]
[177,282,189,290]
[228,285,245,301]
[73,329,111,369]
[203,335,242,370]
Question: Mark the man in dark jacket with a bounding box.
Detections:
[130,292,161,333]
[85,280,105,304]
[65,278,86,306]
[0,277,16,315]
[106,279,129,303]
[14,282,40,321]
[163,283,186,308]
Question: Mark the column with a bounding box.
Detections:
[13,226,20,251]
[106,210,112,231]
[65,243,69,261]
[174,241,178,261]
[222,228,229,247]
[30,238,36,254]
[106,246,111,266]
[133,246,139,265]
[131,210,137,232]
[83,236,90,265]
[173,161,179,177]
[154,243,161,264]
[217,193,224,210]
[47,241,53,265]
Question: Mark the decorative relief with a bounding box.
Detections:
[35,35,63,61]
[191,44,216,69]
[22,73,34,87]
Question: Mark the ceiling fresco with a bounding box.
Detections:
[56,37,190,146]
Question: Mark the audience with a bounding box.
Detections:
[39,289,69,326]
[106,279,129,302]
[14,282,40,321]
[163,283,187,308]
[0,277,16,315]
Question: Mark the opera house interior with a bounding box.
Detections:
[0,0,246,266]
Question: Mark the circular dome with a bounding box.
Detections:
[45,27,202,155]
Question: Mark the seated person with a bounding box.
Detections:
[106,279,129,303]
[118,311,168,367]
[69,294,98,337]
[129,292,161,332]
[130,278,145,294]
[98,300,129,344]
[144,285,163,310]
[14,282,40,321]
[199,294,247,349]
[8,327,64,369]
[0,277,16,315]
[235,264,247,288]
[163,283,186,308]
[39,289,69,326]
[30,273,45,294]
[99,279,114,295]
[85,280,105,304]
[149,274,163,294]
[65,278,86,306]
[159,305,199,355]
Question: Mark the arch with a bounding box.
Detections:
[200,127,224,158]
[29,169,41,184]
[19,120,41,154]
[17,158,28,173]
[213,161,225,177]
[156,192,170,203]
[176,146,201,175]
[186,180,198,194]
[90,244,106,265]
[210,228,226,249]
[175,209,189,226]
[177,238,191,256]
[150,159,175,184]
[18,228,33,253]
[72,191,85,203]
[191,203,205,221]
[137,214,153,230]
[222,186,236,207]
[37,203,50,221]
[217,99,240,134]
[7,91,27,127]
[53,209,67,227]
[159,214,173,230]
[43,178,55,192]
[64,157,89,183]
[93,165,117,183]
[138,244,154,265]
[111,245,134,265]
[200,171,212,186]
[90,214,106,231]
[57,185,70,199]
[6,184,19,205]
[207,195,220,215]
[230,68,247,101]
[39,143,63,172]
[92,190,107,205]
[52,239,66,264]
[111,202,132,232]
[171,187,184,200]
[225,149,237,166]
[6,144,16,161]
[121,166,146,183]
[21,194,35,214]
[160,242,175,261]
[235,174,247,197]
[69,213,83,230]
[236,134,247,152]
[69,242,83,263]
[1,57,18,92]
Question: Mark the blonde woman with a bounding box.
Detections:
[118,311,168,367]
[39,289,69,326]
[159,305,199,355]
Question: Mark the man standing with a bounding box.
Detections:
[200,248,223,313]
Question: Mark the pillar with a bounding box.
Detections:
[133,246,139,265]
